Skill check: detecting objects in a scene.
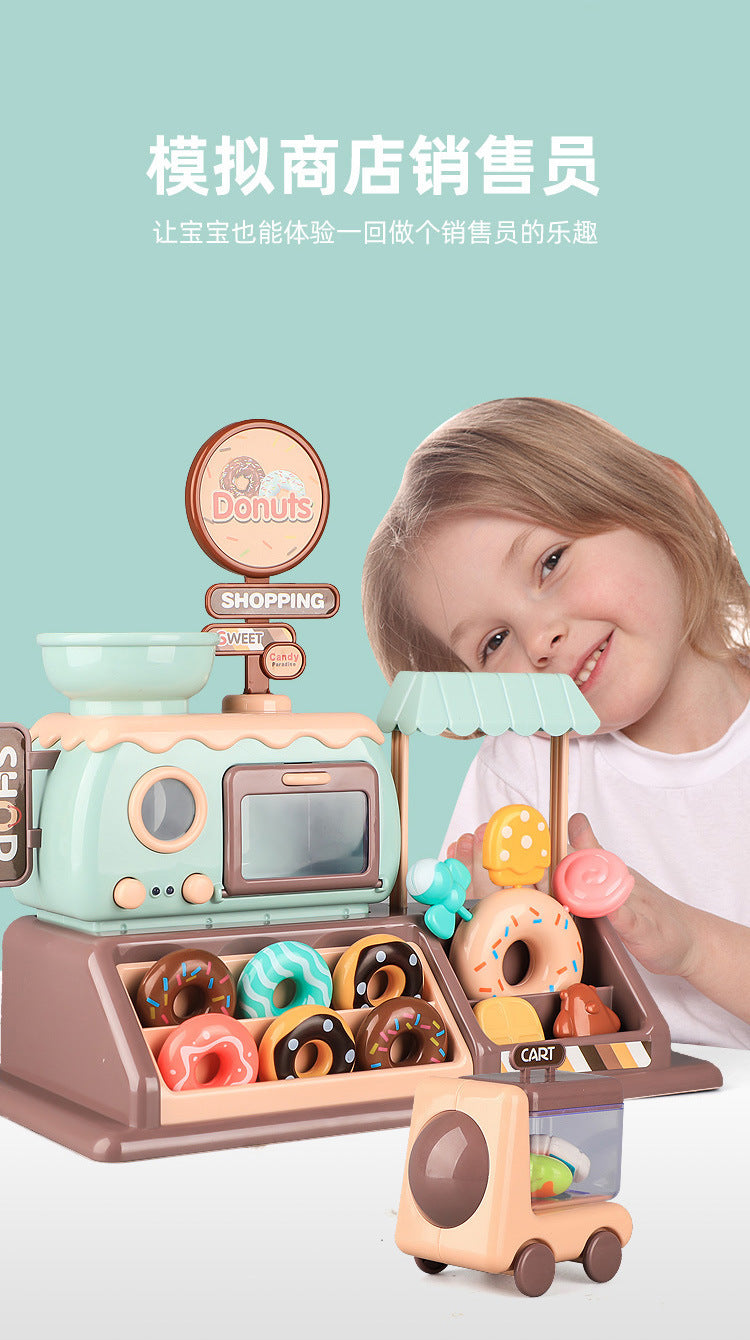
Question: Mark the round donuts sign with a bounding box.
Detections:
[186,420,329,578]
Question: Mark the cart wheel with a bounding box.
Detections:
[415,1257,447,1275]
[580,1230,622,1283]
[512,1241,555,1296]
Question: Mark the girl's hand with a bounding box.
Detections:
[445,824,496,900]
[449,810,750,1024]
[567,813,697,978]
[446,823,551,900]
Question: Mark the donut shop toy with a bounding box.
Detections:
[0,421,484,1160]
[396,1043,632,1296]
[0,420,722,1163]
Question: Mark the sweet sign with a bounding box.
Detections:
[203,623,295,655]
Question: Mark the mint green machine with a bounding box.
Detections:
[11,633,401,934]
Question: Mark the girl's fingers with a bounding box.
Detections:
[447,824,487,870]
[568,812,600,850]
[455,832,476,868]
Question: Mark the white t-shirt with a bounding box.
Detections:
[442,703,750,1049]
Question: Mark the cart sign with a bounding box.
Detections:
[0,724,31,886]
[511,1043,567,1070]
[186,419,330,578]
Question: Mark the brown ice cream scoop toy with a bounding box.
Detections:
[554,984,620,1038]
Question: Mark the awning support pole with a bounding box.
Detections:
[549,732,570,884]
[390,727,409,915]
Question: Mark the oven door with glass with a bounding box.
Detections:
[222,761,381,898]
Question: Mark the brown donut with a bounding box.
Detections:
[355,996,449,1071]
[219,455,265,497]
[258,1004,355,1080]
[332,936,424,1010]
[136,949,236,1027]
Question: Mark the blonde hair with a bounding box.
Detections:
[363,398,750,679]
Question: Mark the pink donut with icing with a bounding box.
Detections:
[157,1016,259,1091]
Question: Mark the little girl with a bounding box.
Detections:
[363,398,750,1048]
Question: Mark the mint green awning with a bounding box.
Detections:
[377,672,599,738]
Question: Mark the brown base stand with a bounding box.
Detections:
[0,913,722,1162]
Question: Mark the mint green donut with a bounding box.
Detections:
[237,941,333,1019]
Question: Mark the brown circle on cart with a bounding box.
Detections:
[408,1111,490,1228]
[186,419,330,577]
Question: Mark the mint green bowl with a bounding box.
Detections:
[37,633,218,716]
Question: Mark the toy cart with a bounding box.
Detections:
[396,1043,632,1295]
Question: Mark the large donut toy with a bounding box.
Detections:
[136,950,236,1027]
[236,941,333,1019]
[332,936,424,1010]
[157,1016,259,1092]
[450,889,583,998]
[354,996,448,1071]
[258,1005,356,1081]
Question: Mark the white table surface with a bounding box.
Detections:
[0,1038,746,1339]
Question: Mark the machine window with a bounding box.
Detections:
[141,778,196,841]
[128,768,208,853]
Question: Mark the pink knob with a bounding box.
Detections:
[552,848,633,918]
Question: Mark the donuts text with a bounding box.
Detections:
[211,490,314,523]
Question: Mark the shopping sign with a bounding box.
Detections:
[205,585,339,620]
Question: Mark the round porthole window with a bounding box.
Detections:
[128,768,208,853]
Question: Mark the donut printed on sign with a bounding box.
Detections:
[186,420,330,577]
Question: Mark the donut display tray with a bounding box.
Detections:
[122,942,468,1129]
[0,914,483,1161]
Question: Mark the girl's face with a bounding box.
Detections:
[407,513,688,734]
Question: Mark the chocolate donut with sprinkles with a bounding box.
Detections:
[136,949,236,1027]
[354,996,449,1071]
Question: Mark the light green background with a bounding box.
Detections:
[2,1,747,945]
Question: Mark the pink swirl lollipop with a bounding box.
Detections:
[552,848,633,918]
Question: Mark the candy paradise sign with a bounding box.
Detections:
[186,419,336,689]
